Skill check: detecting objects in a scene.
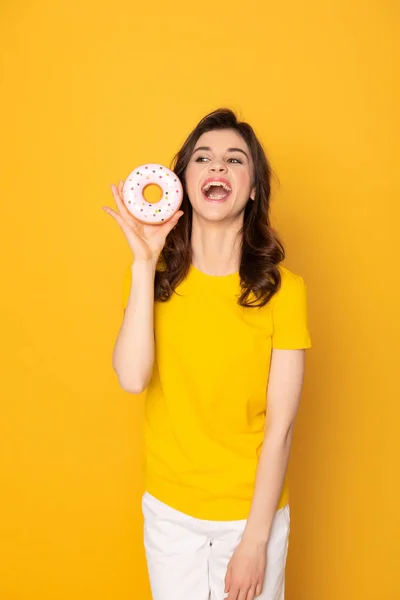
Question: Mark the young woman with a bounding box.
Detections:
[103,108,311,600]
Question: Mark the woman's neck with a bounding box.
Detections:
[190,214,242,276]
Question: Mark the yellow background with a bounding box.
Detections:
[1,1,399,598]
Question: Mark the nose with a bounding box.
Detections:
[209,160,227,173]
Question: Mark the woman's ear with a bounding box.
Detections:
[250,186,256,201]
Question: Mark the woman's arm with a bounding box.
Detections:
[104,181,183,395]
[112,261,156,394]
[241,348,306,545]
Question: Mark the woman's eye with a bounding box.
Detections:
[194,156,242,164]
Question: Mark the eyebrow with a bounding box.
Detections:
[192,146,249,159]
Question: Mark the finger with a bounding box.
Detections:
[102,206,126,227]
[174,210,184,221]
[238,586,251,600]
[255,581,263,597]
[246,585,257,600]
[224,565,231,594]
[104,209,144,253]
[110,183,131,219]
[117,181,127,210]
[169,210,184,226]
[103,206,136,237]
[227,584,239,600]
[162,210,184,234]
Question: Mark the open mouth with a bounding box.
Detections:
[201,180,232,201]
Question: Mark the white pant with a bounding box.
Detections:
[142,492,290,600]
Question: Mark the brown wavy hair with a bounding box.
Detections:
[154,108,285,308]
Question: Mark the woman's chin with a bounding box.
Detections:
[192,207,231,223]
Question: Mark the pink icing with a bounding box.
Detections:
[122,163,183,225]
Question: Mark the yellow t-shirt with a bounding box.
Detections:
[122,263,311,520]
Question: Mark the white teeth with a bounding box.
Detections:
[202,181,231,193]
[208,194,226,199]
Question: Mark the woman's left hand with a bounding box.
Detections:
[224,538,267,599]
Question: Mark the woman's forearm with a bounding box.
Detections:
[112,260,156,393]
[241,349,305,545]
[242,427,293,545]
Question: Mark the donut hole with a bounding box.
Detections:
[143,184,163,204]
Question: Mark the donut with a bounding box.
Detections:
[122,163,183,225]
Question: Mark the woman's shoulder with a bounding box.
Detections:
[270,264,311,347]
[277,264,306,285]
[271,264,308,305]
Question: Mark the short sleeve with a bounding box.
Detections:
[270,268,312,350]
[122,265,132,310]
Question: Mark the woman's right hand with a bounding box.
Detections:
[103,181,184,265]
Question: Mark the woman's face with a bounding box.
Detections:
[185,128,255,223]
